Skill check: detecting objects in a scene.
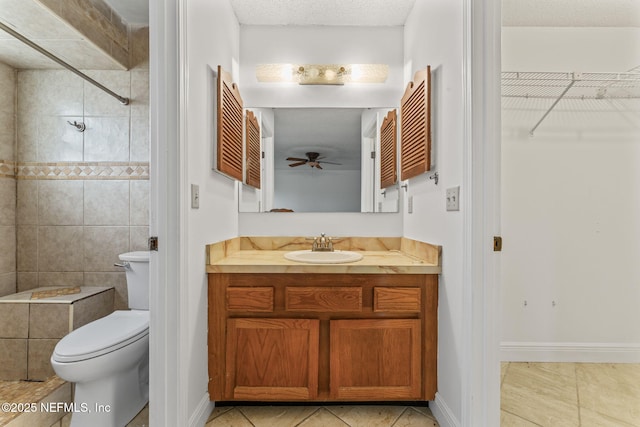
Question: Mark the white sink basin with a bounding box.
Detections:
[284,250,363,264]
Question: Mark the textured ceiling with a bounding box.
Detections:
[503,0,640,27]
[273,108,363,171]
[229,0,417,26]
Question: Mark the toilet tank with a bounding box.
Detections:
[119,251,150,310]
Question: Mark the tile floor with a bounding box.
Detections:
[4,363,639,426]
[205,404,439,427]
[501,362,640,426]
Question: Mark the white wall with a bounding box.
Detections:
[274,169,360,212]
[237,24,404,235]
[501,27,640,361]
[403,0,465,424]
[239,25,404,108]
[184,0,240,419]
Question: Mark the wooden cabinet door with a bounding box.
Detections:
[330,319,422,400]
[225,318,319,400]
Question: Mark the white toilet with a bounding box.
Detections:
[51,251,150,427]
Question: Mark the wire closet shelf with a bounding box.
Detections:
[502,70,640,135]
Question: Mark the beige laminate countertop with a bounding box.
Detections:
[206,237,442,274]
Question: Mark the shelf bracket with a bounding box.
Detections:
[529,73,580,136]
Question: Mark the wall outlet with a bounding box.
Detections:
[191,184,200,209]
[446,186,460,211]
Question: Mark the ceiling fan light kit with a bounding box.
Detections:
[256,63,389,85]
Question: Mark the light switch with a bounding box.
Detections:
[191,184,200,209]
[446,186,460,211]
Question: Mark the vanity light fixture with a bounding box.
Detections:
[256,63,389,85]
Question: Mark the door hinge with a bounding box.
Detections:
[370,151,376,159]
[493,236,502,252]
[148,236,159,251]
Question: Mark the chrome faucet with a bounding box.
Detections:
[312,233,334,252]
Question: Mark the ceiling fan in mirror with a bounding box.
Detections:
[286,152,342,170]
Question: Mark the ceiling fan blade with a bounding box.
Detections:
[288,161,307,167]
[318,161,342,165]
[286,157,308,162]
[315,163,323,169]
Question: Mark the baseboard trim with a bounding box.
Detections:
[188,393,214,427]
[431,392,460,427]
[501,342,640,363]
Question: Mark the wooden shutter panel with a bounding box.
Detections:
[245,110,261,189]
[380,109,397,189]
[217,65,243,181]
[400,66,431,181]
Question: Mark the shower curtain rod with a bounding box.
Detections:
[0,21,130,105]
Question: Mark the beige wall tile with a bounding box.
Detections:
[130,27,149,70]
[0,178,16,225]
[83,71,131,117]
[38,272,83,287]
[84,180,129,225]
[29,303,70,339]
[37,116,84,162]
[0,225,16,272]
[38,226,84,272]
[130,180,148,226]
[0,338,27,380]
[0,272,16,296]
[0,62,16,116]
[72,288,114,329]
[0,303,28,338]
[83,116,130,161]
[84,272,127,310]
[16,180,38,225]
[27,338,57,380]
[17,70,83,117]
[38,181,84,225]
[16,226,37,271]
[17,272,38,292]
[83,226,129,272]
[0,113,15,160]
[130,71,149,118]
[130,226,149,252]
[17,114,37,162]
[130,117,150,162]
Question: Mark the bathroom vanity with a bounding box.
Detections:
[206,237,441,402]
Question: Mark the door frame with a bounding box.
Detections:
[148,0,503,425]
[460,0,502,425]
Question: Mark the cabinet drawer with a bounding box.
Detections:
[374,287,421,312]
[286,287,362,312]
[226,287,274,312]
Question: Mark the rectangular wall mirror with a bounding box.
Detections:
[238,107,400,213]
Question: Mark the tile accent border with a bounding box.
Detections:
[0,160,16,178]
[13,162,149,180]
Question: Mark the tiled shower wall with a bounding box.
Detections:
[0,62,16,297]
[12,28,149,309]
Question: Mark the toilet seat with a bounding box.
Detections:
[53,311,149,363]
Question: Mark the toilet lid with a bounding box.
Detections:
[53,311,149,363]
